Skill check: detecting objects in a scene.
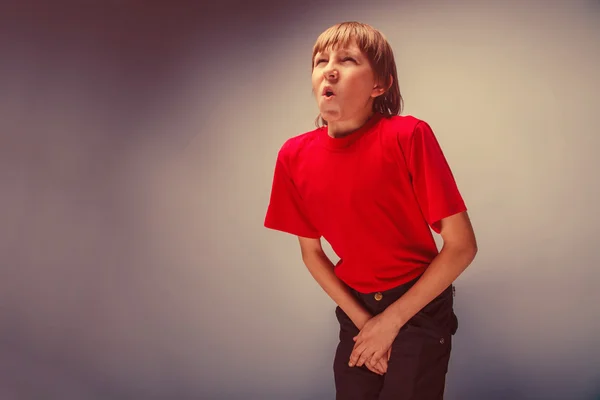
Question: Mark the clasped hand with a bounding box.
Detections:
[349,312,400,375]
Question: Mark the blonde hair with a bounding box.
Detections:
[312,21,403,127]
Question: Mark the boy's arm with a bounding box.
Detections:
[299,236,391,375]
[383,211,477,327]
[349,211,477,367]
[298,237,372,330]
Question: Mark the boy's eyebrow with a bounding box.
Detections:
[315,47,361,59]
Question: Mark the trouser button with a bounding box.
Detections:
[374,292,383,301]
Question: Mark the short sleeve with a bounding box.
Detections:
[405,121,467,233]
[264,153,321,238]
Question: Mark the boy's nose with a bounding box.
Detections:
[324,69,338,80]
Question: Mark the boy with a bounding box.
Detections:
[264,21,477,399]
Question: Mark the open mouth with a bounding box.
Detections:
[323,87,335,98]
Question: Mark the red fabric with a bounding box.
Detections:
[264,113,467,293]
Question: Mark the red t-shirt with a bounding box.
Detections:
[264,113,467,293]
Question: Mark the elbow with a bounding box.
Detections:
[467,242,478,264]
[443,239,478,266]
[462,239,478,265]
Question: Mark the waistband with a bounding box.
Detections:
[349,274,423,315]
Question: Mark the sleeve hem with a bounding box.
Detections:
[429,204,468,234]
[264,221,321,239]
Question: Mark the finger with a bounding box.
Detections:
[353,334,364,344]
[356,349,375,367]
[349,342,367,367]
[377,358,388,374]
[387,347,392,361]
[371,350,389,372]
[351,339,366,354]
[353,329,365,341]
[349,346,364,367]
[369,350,386,367]
[369,355,387,375]
[349,349,362,367]
[366,362,383,376]
[366,357,385,375]
[381,352,389,368]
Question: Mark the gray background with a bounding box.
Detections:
[1,0,599,399]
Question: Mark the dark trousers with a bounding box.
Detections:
[333,276,458,400]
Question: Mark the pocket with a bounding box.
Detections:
[405,285,457,339]
[449,311,458,335]
[335,306,360,339]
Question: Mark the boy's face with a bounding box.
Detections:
[312,40,383,124]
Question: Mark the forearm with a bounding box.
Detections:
[382,243,477,330]
[302,251,372,329]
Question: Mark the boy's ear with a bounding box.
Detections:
[372,75,394,97]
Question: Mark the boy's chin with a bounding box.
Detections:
[319,109,342,122]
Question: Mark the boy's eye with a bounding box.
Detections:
[314,56,356,66]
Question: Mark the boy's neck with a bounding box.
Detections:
[327,111,375,138]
